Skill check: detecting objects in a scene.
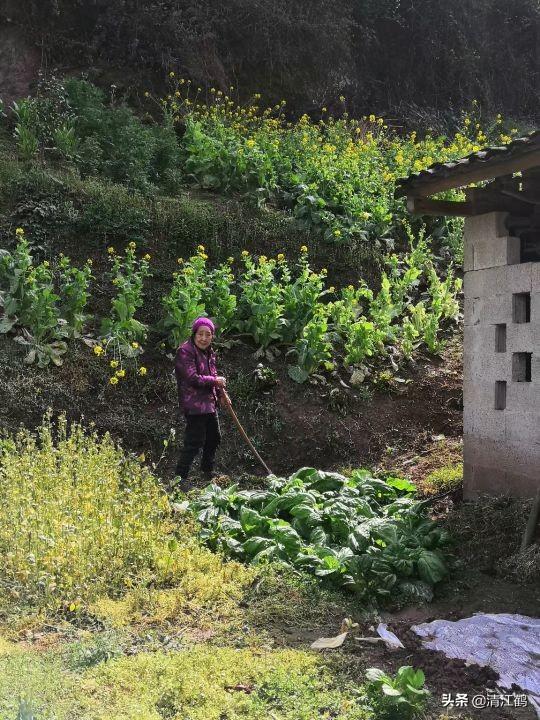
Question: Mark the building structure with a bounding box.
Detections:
[396,132,540,497]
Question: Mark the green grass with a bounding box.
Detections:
[0,637,370,720]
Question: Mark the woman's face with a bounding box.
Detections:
[194,326,213,350]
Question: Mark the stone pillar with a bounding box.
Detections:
[463,211,540,497]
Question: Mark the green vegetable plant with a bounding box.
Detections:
[57,254,93,337]
[365,665,430,719]
[288,305,333,383]
[160,248,207,348]
[100,242,152,356]
[190,467,449,603]
[0,230,68,366]
[280,248,328,342]
[205,256,237,336]
[236,252,285,350]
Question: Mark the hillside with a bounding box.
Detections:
[0,70,538,720]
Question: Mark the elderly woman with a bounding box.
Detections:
[174,317,227,491]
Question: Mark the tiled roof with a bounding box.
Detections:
[395,130,540,198]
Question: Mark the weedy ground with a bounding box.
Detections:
[0,418,537,720]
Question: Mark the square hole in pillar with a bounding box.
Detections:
[495,324,506,352]
[512,352,532,382]
[512,292,531,323]
[494,381,506,410]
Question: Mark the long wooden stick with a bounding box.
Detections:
[221,392,273,476]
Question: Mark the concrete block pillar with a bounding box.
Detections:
[463,212,540,498]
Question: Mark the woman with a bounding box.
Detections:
[174,317,227,491]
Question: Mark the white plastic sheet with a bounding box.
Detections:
[412,614,540,716]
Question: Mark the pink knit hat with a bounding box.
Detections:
[192,316,215,334]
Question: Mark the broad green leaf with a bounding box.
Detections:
[417,550,447,584]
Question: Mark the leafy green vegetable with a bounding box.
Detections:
[189,468,449,603]
[365,665,430,718]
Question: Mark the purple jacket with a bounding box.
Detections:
[175,339,219,414]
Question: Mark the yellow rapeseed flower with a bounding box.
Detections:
[109,376,119,385]
[138,366,147,376]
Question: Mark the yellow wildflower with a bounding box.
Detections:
[329,286,335,293]
[110,360,119,369]
[241,250,249,257]
[300,245,308,253]
[177,257,184,264]
[144,91,150,98]
[369,114,376,123]
[93,345,104,356]
[347,285,354,291]
[86,259,93,266]
[138,453,145,462]
[138,366,147,376]
[227,256,234,263]
[15,227,24,236]
[169,71,175,78]
[116,369,126,378]
[109,376,119,385]
[339,95,345,102]
[128,241,136,250]
[131,341,139,349]
[277,253,285,261]
[107,246,115,254]
[197,244,205,252]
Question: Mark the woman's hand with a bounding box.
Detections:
[215,376,227,388]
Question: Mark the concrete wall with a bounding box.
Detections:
[463,211,540,498]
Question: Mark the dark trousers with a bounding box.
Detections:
[175,412,221,479]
